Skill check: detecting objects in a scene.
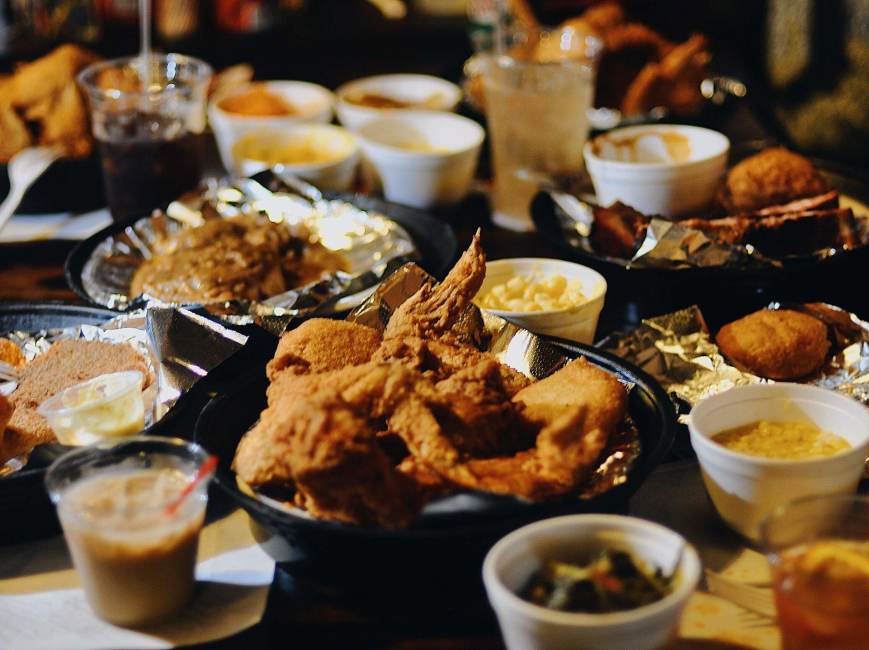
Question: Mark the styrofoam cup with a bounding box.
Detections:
[688,383,869,541]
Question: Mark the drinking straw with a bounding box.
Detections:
[163,455,218,517]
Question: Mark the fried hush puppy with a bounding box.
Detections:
[716,148,830,213]
[715,309,831,380]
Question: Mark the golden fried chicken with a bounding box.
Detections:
[382,231,485,342]
[716,309,831,380]
[0,394,12,446]
[716,148,831,213]
[37,82,92,158]
[2,340,151,463]
[0,103,32,162]
[8,44,99,109]
[393,358,626,501]
[266,319,382,380]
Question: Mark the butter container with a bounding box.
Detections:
[37,370,146,446]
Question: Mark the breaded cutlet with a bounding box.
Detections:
[715,309,831,380]
[2,340,151,463]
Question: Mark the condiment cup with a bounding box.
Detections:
[688,383,869,542]
[334,73,462,131]
[483,514,701,650]
[477,258,607,344]
[356,110,483,209]
[209,81,335,171]
[583,124,730,217]
[232,124,360,192]
[37,370,145,446]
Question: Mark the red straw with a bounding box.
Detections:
[164,455,218,517]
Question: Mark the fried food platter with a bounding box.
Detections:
[194,238,676,566]
[65,177,458,316]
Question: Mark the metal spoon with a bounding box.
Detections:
[0,146,62,234]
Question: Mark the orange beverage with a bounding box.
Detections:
[762,495,869,650]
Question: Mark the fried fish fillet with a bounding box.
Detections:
[2,340,151,463]
[266,318,382,381]
[716,309,831,380]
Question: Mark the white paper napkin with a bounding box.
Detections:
[0,510,276,650]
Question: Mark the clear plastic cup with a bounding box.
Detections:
[45,436,215,627]
[77,54,212,222]
[482,28,600,232]
[37,370,145,445]
[761,494,869,650]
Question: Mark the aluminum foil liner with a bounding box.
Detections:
[540,190,869,270]
[349,262,642,500]
[1,306,247,475]
[600,303,869,421]
[79,173,418,316]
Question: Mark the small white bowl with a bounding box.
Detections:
[689,383,869,542]
[583,124,730,217]
[209,81,336,171]
[356,110,483,209]
[335,73,462,131]
[232,124,360,192]
[483,514,701,650]
[477,258,607,344]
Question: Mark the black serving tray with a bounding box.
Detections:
[194,339,676,589]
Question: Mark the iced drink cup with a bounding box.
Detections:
[482,29,599,231]
[78,54,212,222]
[46,436,215,627]
[761,494,869,650]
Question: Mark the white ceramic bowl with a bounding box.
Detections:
[335,73,462,131]
[209,81,335,171]
[689,383,869,542]
[232,124,360,192]
[356,110,483,209]
[483,514,701,650]
[583,124,730,217]
[477,258,607,344]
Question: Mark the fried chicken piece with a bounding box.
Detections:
[393,358,626,500]
[0,339,26,368]
[0,394,12,439]
[266,319,382,380]
[621,34,709,116]
[8,44,99,109]
[716,309,831,380]
[716,148,831,213]
[38,81,92,158]
[0,103,32,163]
[382,232,485,342]
[2,340,151,463]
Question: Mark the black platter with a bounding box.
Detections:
[0,155,105,216]
[64,192,460,310]
[194,339,676,596]
[532,147,869,328]
[0,302,260,544]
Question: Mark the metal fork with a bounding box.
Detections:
[705,569,778,619]
[0,146,62,234]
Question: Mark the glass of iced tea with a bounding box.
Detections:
[481,28,600,231]
[761,494,869,650]
[78,54,212,222]
[45,436,215,627]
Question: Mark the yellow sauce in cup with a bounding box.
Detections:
[713,420,850,460]
[478,274,586,312]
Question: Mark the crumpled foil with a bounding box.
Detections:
[79,173,418,316]
[1,306,247,474]
[540,189,869,270]
[349,262,641,500]
[600,303,869,421]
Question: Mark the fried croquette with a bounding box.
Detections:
[716,309,831,380]
[717,148,830,213]
[2,340,151,463]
